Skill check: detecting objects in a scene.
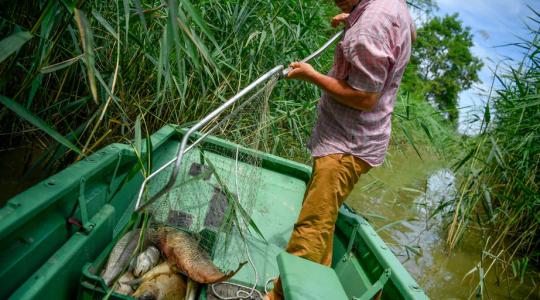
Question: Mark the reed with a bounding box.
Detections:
[442,12,540,295]
[0,0,339,168]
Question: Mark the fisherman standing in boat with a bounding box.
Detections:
[265,0,415,299]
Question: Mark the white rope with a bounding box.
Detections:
[211,281,264,300]
[264,277,277,295]
[210,146,261,299]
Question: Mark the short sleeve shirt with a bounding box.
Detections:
[308,0,415,166]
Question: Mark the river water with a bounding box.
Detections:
[347,149,538,299]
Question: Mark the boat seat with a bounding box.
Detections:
[277,252,348,300]
[277,252,392,300]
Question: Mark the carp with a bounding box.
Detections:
[148,227,246,284]
[132,262,187,300]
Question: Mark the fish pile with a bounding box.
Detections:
[100,226,245,300]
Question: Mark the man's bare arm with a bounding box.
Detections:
[287,62,380,111]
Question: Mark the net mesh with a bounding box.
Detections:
[140,75,279,298]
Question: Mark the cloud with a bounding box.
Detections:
[438,0,526,18]
[436,0,533,42]
[433,0,539,135]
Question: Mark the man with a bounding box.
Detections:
[265,0,415,299]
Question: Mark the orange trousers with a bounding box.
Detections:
[268,154,371,300]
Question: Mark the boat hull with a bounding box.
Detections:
[0,125,428,299]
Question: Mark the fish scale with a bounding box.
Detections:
[101,229,142,286]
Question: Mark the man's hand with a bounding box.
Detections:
[287,62,318,82]
[331,13,350,28]
[286,61,380,111]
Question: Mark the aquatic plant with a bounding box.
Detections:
[444,11,540,296]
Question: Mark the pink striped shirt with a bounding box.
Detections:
[308,0,415,166]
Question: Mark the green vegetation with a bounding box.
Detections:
[442,19,540,293]
[402,14,483,122]
[0,0,340,169]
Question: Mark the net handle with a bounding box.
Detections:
[281,30,344,77]
[134,65,284,212]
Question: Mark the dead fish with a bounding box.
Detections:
[148,227,246,284]
[114,272,135,296]
[132,262,187,300]
[133,246,160,277]
[130,262,175,285]
[102,229,147,286]
[126,262,182,288]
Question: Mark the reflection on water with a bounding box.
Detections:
[418,168,456,215]
[347,149,537,299]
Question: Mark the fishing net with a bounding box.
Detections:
[140,74,280,299]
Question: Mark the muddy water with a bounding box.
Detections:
[347,149,537,299]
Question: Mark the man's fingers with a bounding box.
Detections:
[286,69,298,79]
[290,62,304,70]
[331,13,349,28]
[287,66,304,79]
[331,17,339,28]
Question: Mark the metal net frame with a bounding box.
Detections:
[128,30,344,299]
[130,66,283,299]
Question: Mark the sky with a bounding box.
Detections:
[417,0,540,134]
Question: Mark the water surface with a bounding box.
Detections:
[347,149,537,299]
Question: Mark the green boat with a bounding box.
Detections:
[0,124,428,300]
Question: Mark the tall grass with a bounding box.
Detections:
[390,91,456,161]
[442,13,540,296]
[0,0,339,170]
